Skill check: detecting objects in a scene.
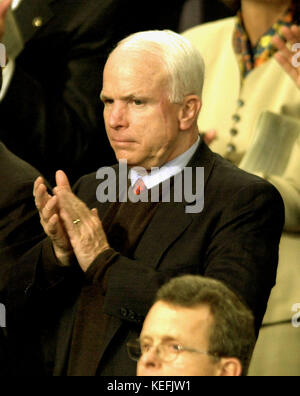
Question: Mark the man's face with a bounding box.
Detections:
[137,301,221,376]
[101,49,183,170]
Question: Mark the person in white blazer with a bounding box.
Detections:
[182,0,300,376]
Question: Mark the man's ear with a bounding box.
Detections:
[218,357,243,377]
[178,95,202,131]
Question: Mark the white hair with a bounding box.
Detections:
[114,30,205,104]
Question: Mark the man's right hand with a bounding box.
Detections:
[33,175,74,266]
[0,0,12,41]
[202,129,217,145]
[273,25,300,90]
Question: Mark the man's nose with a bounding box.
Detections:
[108,102,128,129]
[139,347,162,370]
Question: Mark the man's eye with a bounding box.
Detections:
[167,343,180,352]
[103,99,113,105]
[141,343,151,353]
[133,99,144,106]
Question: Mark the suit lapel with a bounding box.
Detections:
[133,203,192,269]
[187,139,217,185]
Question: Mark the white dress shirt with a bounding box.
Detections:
[129,136,200,189]
[12,0,22,9]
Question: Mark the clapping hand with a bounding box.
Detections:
[34,172,74,267]
[34,171,110,272]
[273,25,300,89]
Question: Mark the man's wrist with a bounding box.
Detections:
[80,243,111,273]
[54,248,75,267]
[85,247,119,285]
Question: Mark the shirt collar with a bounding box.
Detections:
[129,136,200,190]
[12,0,22,10]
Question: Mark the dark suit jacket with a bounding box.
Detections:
[0,142,47,376]
[0,328,8,377]
[0,0,185,184]
[8,141,284,376]
[0,142,45,299]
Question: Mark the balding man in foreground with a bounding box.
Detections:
[133,275,256,377]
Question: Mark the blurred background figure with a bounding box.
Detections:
[273,24,300,88]
[0,62,47,377]
[0,141,45,295]
[0,64,45,299]
[132,275,256,377]
[0,0,186,185]
[178,0,235,32]
[182,0,300,376]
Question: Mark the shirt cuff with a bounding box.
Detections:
[85,248,120,286]
[41,238,78,289]
[0,58,15,101]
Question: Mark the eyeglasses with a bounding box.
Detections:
[127,338,219,363]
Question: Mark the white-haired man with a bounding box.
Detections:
[16,30,284,376]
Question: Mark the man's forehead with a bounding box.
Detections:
[105,46,166,77]
[101,68,169,99]
[101,90,150,100]
[142,301,213,338]
[102,50,170,100]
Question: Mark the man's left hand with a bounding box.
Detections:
[54,171,111,273]
[273,25,300,90]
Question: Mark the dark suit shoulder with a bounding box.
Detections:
[0,142,43,206]
[0,142,41,183]
[188,141,283,205]
[207,147,283,201]
[187,142,284,229]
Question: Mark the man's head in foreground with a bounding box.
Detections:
[131,275,256,376]
[100,30,204,170]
